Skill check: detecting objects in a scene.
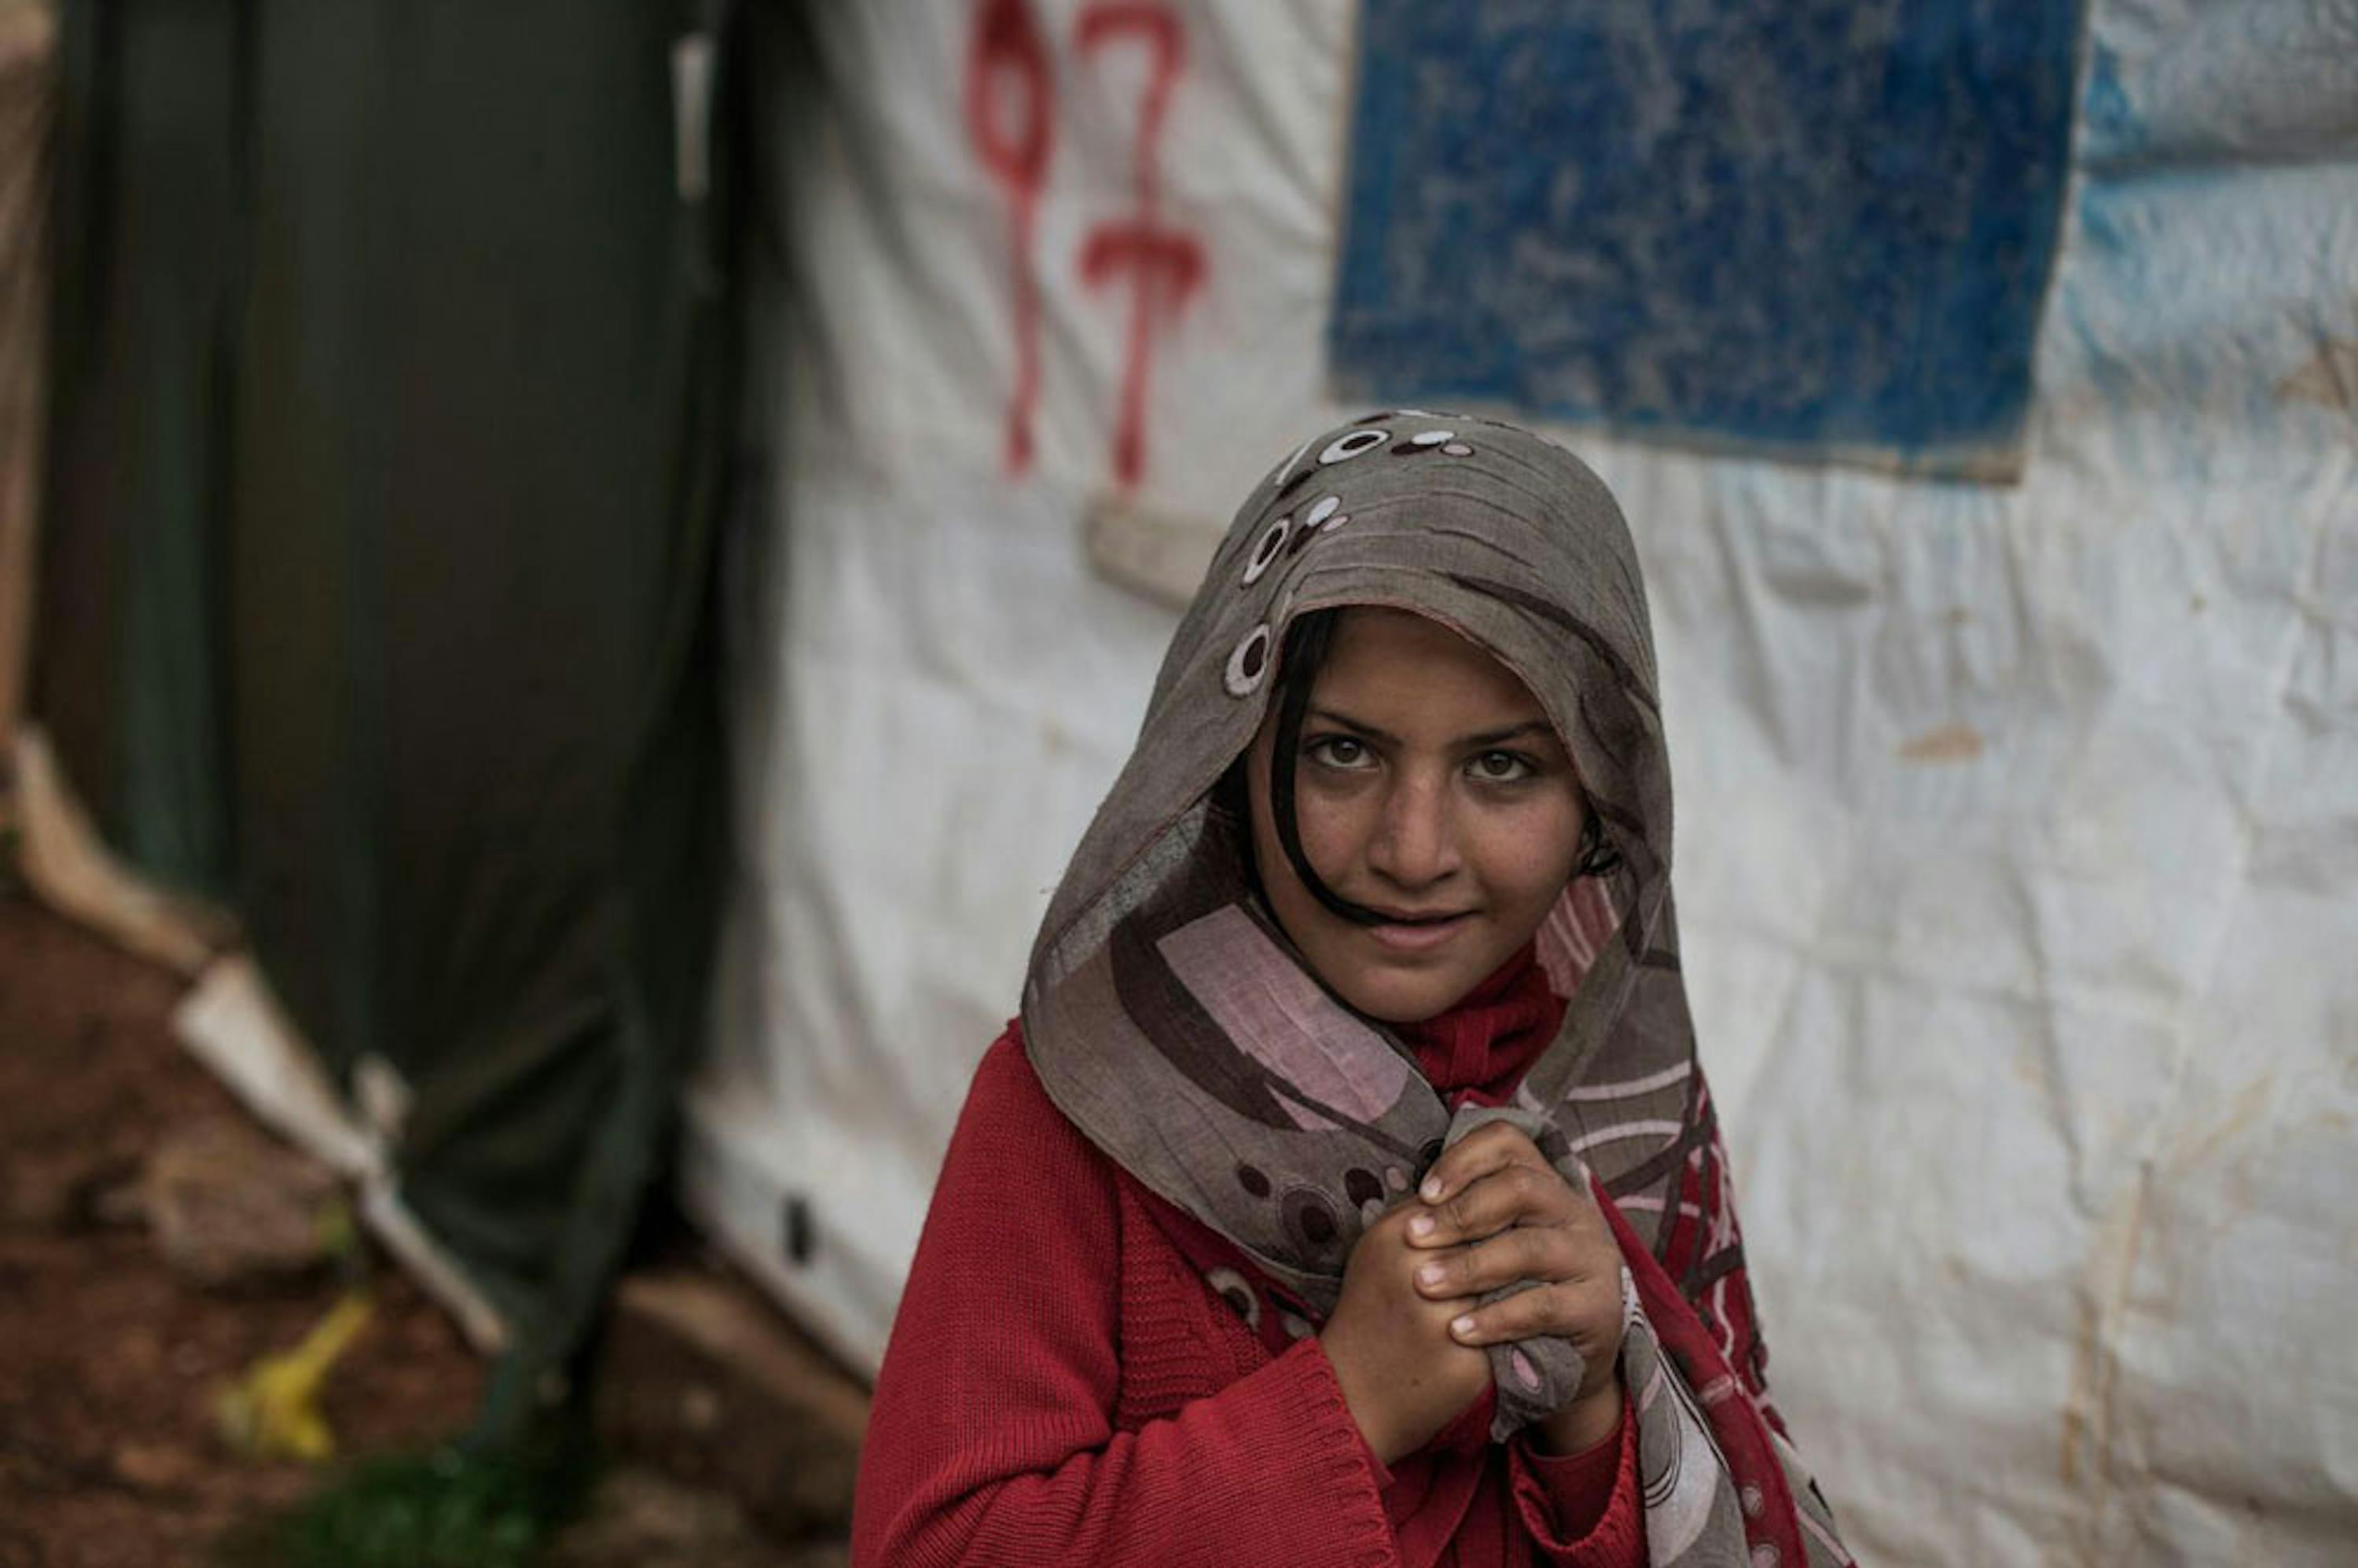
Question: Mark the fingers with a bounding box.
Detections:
[1405,1160,1590,1249]
[1417,1120,1546,1207]
[1443,1276,1625,1353]
[1411,1226,1593,1298]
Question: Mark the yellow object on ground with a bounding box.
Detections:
[216,1291,375,1462]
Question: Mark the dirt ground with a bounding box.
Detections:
[0,889,825,1568]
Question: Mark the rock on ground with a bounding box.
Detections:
[550,1466,847,1568]
[595,1270,871,1543]
[141,1114,344,1290]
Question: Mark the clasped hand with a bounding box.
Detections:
[1318,1122,1625,1465]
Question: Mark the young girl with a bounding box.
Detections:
[850,416,1853,1567]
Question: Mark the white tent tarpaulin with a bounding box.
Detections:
[684,2,2358,1562]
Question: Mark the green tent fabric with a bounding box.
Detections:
[40,0,745,1435]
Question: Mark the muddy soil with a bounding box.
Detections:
[0,892,481,1566]
[0,891,825,1568]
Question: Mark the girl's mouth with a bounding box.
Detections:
[1364,912,1475,952]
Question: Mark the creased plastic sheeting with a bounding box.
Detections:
[690,459,1179,1372]
[39,0,733,1438]
[695,0,2358,1560]
[0,3,50,754]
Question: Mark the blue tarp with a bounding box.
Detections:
[1331,0,2084,472]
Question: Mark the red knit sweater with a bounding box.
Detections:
[852,957,1654,1567]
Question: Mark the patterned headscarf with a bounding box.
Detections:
[1022,413,1850,1567]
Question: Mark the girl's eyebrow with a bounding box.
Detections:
[1308,709,1557,751]
[1460,720,1559,750]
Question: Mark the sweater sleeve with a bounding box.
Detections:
[850,1029,1401,1568]
[1508,1400,1647,1566]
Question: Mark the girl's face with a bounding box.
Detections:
[1245,607,1590,1023]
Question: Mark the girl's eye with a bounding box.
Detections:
[1468,750,1535,783]
[1306,736,1372,769]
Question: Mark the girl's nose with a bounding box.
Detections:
[1364,774,1462,890]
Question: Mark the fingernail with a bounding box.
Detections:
[1416,1263,1444,1288]
[1451,1315,1478,1340]
[1407,1214,1435,1239]
[1420,1177,1443,1202]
